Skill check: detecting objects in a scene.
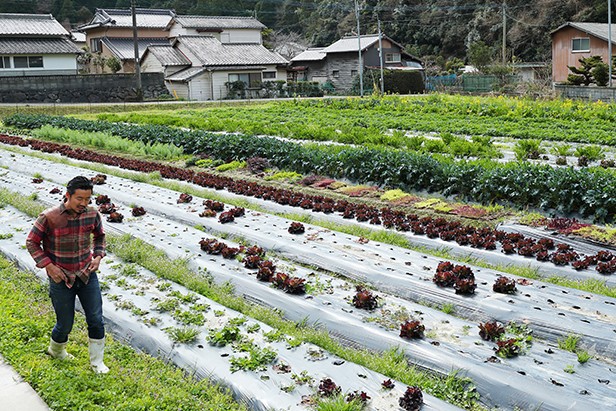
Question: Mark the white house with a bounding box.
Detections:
[167,15,265,44]
[0,13,81,76]
[77,8,174,73]
[142,35,288,101]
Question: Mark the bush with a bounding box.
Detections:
[383,70,425,94]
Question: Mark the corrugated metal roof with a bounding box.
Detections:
[552,22,616,44]
[165,66,206,81]
[146,44,191,66]
[102,37,169,60]
[82,8,174,29]
[291,48,326,62]
[0,13,69,36]
[178,36,288,66]
[322,35,380,53]
[0,37,81,55]
[174,15,265,30]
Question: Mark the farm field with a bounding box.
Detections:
[1,94,616,411]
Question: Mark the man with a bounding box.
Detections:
[26,175,109,374]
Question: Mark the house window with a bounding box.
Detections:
[385,52,401,63]
[263,71,276,79]
[572,38,590,52]
[90,38,102,53]
[13,57,28,68]
[332,70,339,78]
[28,56,43,68]
[228,72,262,88]
[13,56,44,69]
[351,70,358,77]
[0,56,10,69]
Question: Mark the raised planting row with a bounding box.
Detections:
[2,154,616,410]
[4,115,616,220]
[0,206,447,411]
[90,94,616,148]
[0,132,614,286]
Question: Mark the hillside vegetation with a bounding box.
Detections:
[2,0,611,62]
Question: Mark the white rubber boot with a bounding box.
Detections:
[88,337,109,374]
[47,338,73,360]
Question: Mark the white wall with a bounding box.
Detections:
[0,54,77,76]
[141,54,163,73]
[188,73,212,100]
[165,81,189,100]
[44,55,77,70]
[224,29,261,44]
[212,71,228,100]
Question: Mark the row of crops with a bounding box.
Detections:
[89,95,616,147]
[1,140,615,411]
[5,114,616,221]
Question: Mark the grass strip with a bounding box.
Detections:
[0,257,247,411]
[0,188,482,409]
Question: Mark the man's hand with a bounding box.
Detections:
[87,256,102,273]
[45,264,67,284]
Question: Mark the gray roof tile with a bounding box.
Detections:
[553,22,616,44]
[290,48,326,62]
[174,15,266,30]
[0,13,69,36]
[82,8,174,29]
[102,37,169,60]
[178,35,288,66]
[146,44,191,66]
[0,37,81,55]
[322,35,380,53]
[165,66,206,81]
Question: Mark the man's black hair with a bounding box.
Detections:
[66,176,93,195]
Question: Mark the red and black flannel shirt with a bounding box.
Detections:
[26,202,106,288]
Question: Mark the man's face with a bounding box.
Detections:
[65,188,92,214]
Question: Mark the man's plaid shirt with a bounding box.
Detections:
[26,202,106,286]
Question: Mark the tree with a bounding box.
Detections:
[106,56,122,73]
[467,41,493,73]
[567,56,608,86]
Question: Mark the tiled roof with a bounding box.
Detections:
[81,8,174,29]
[173,15,266,30]
[552,22,616,44]
[145,44,191,66]
[177,36,288,66]
[165,66,207,81]
[70,31,86,43]
[322,35,380,53]
[102,37,169,60]
[0,13,69,36]
[0,37,81,55]
[290,48,326,62]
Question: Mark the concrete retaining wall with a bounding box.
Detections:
[0,73,170,103]
[555,84,616,101]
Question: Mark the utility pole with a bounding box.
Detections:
[131,0,143,101]
[609,0,613,87]
[377,18,384,94]
[502,1,506,64]
[354,0,364,97]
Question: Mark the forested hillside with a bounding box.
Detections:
[2,0,612,62]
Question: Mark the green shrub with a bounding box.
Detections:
[216,161,246,172]
[574,145,605,161]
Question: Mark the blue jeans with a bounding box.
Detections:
[49,272,105,343]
